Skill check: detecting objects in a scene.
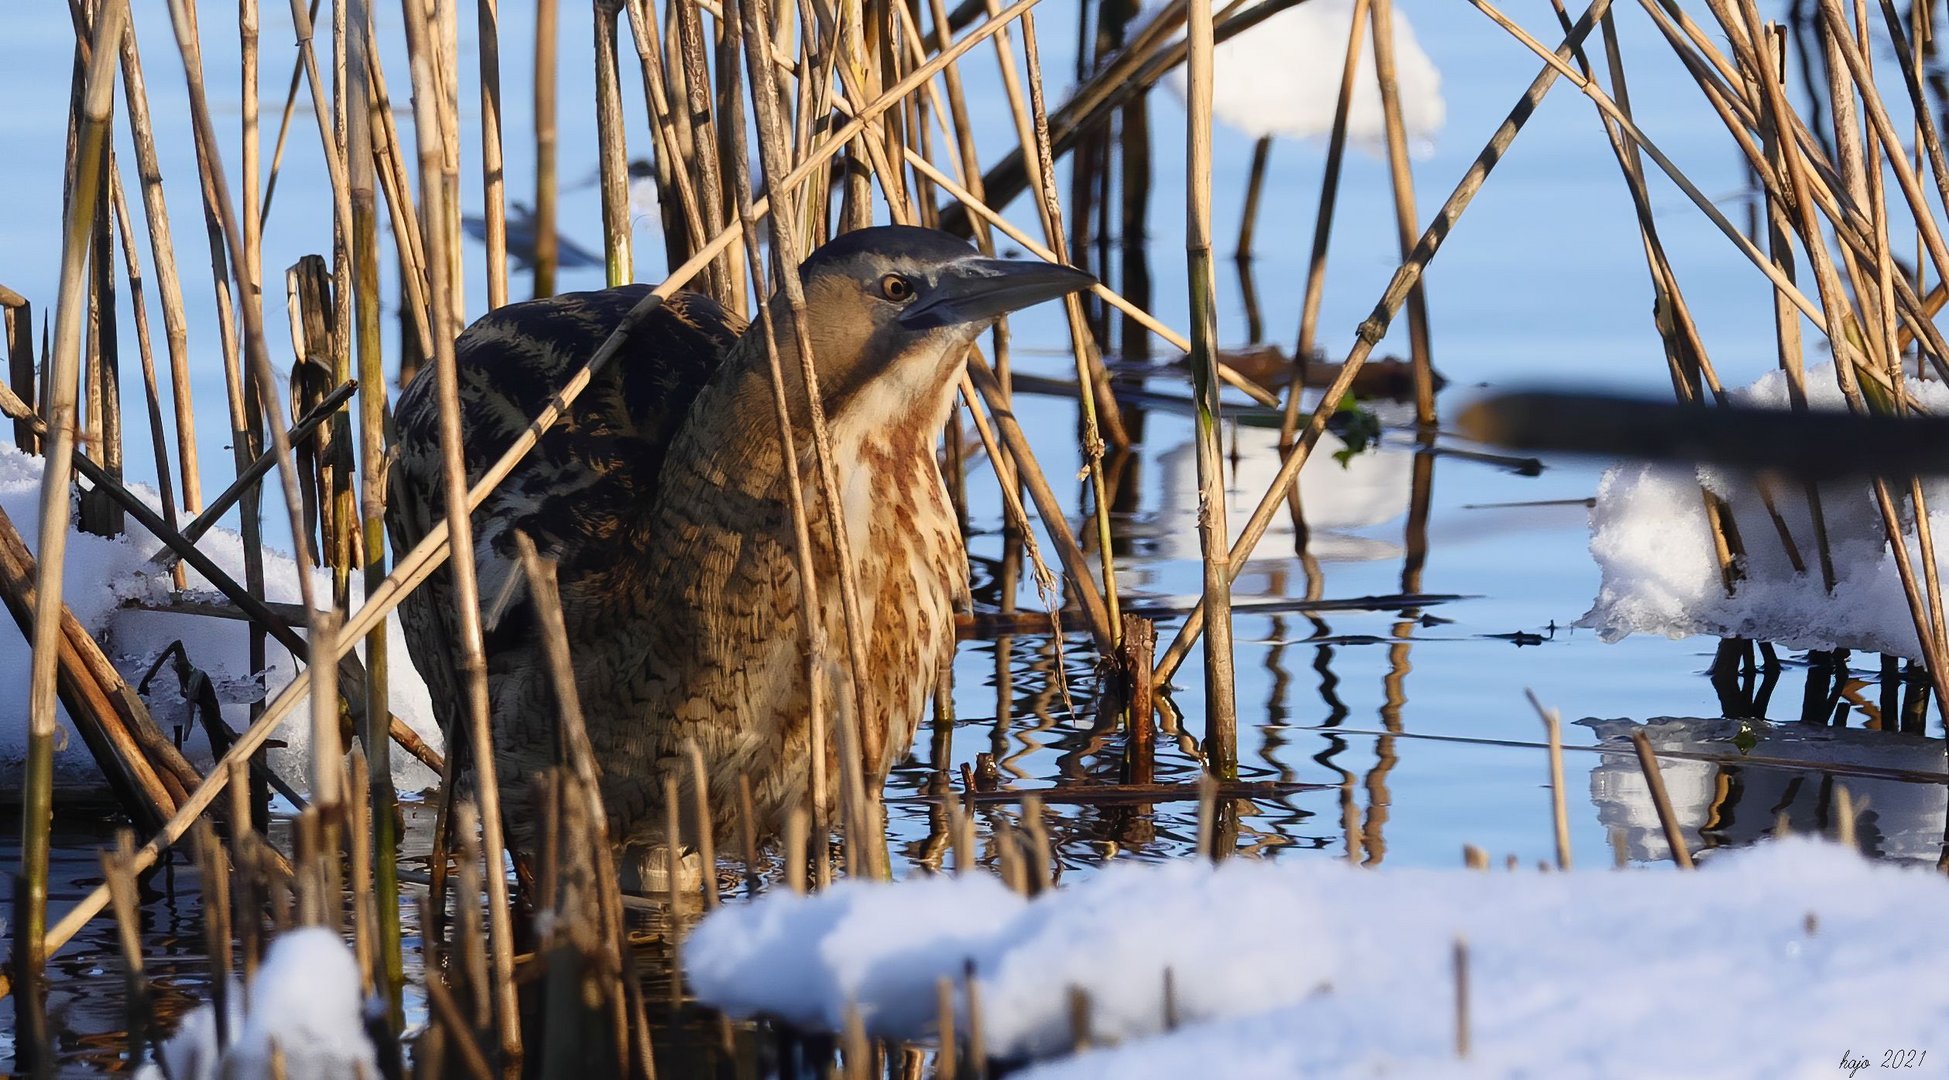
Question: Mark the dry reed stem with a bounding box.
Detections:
[109,19,202,514]
[963,959,989,1080]
[1368,0,1436,425]
[1181,0,1238,771]
[19,1,127,1025]
[106,170,182,581]
[999,8,1131,449]
[400,0,521,1059]
[514,533,637,1071]
[478,0,509,309]
[1525,689,1572,870]
[785,803,809,895]
[533,0,559,296]
[622,0,709,270]
[1453,937,1471,1058]
[663,772,685,1003]
[736,0,866,876]
[1629,729,1695,868]
[738,774,761,895]
[1194,770,1218,860]
[101,833,151,1066]
[936,975,959,1080]
[1282,0,1369,473]
[963,358,1114,650]
[170,0,331,693]
[685,738,720,909]
[595,0,635,285]
[1020,13,1124,639]
[256,0,318,229]
[1834,782,1858,849]
[337,14,401,998]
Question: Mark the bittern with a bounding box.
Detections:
[388,225,1092,879]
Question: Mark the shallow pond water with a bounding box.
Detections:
[2,0,1947,1072]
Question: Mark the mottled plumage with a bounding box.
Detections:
[388,226,1091,877]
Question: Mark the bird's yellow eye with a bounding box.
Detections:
[880,274,916,303]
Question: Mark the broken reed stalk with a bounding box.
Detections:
[107,170,184,587]
[685,738,719,909]
[400,0,521,1061]
[18,1,128,1039]
[1181,0,1239,774]
[478,0,509,309]
[595,0,634,285]
[1282,0,1368,480]
[1628,729,1695,868]
[18,0,1068,982]
[1526,690,1572,870]
[1368,0,1437,426]
[101,834,152,1068]
[534,0,559,296]
[112,16,203,513]
[1157,0,1613,685]
[345,0,403,1027]
[1453,937,1471,1058]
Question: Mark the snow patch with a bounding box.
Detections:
[1582,363,1949,659]
[1161,0,1445,150]
[139,927,377,1080]
[688,839,1949,1075]
[0,441,442,798]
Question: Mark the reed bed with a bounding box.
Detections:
[6,0,1949,1075]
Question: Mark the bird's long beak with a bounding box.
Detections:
[898,257,1096,329]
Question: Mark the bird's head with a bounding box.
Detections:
[768,225,1094,420]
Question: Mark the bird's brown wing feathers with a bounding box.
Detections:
[386,287,745,773]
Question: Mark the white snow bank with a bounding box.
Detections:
[688,839,1949,1075]
[141,927,378,1080]
[1582,363,1949,660]
[0,441,442,798]
[1162,0,1445,149]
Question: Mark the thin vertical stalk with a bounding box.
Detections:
[534,0,560,296]
[1019,13,1121,642]
[346,0,402,1028]
[1369,0,1436,426]
[479,0,508,309]
[1183,0,1236,772]
[108,171,182,576]
[402,0,522,1057]
[595,0,635,285]
[1281,0,1368,528]
[112,19,202,514]
[20,9,127,1061]
[674,0,734,299]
